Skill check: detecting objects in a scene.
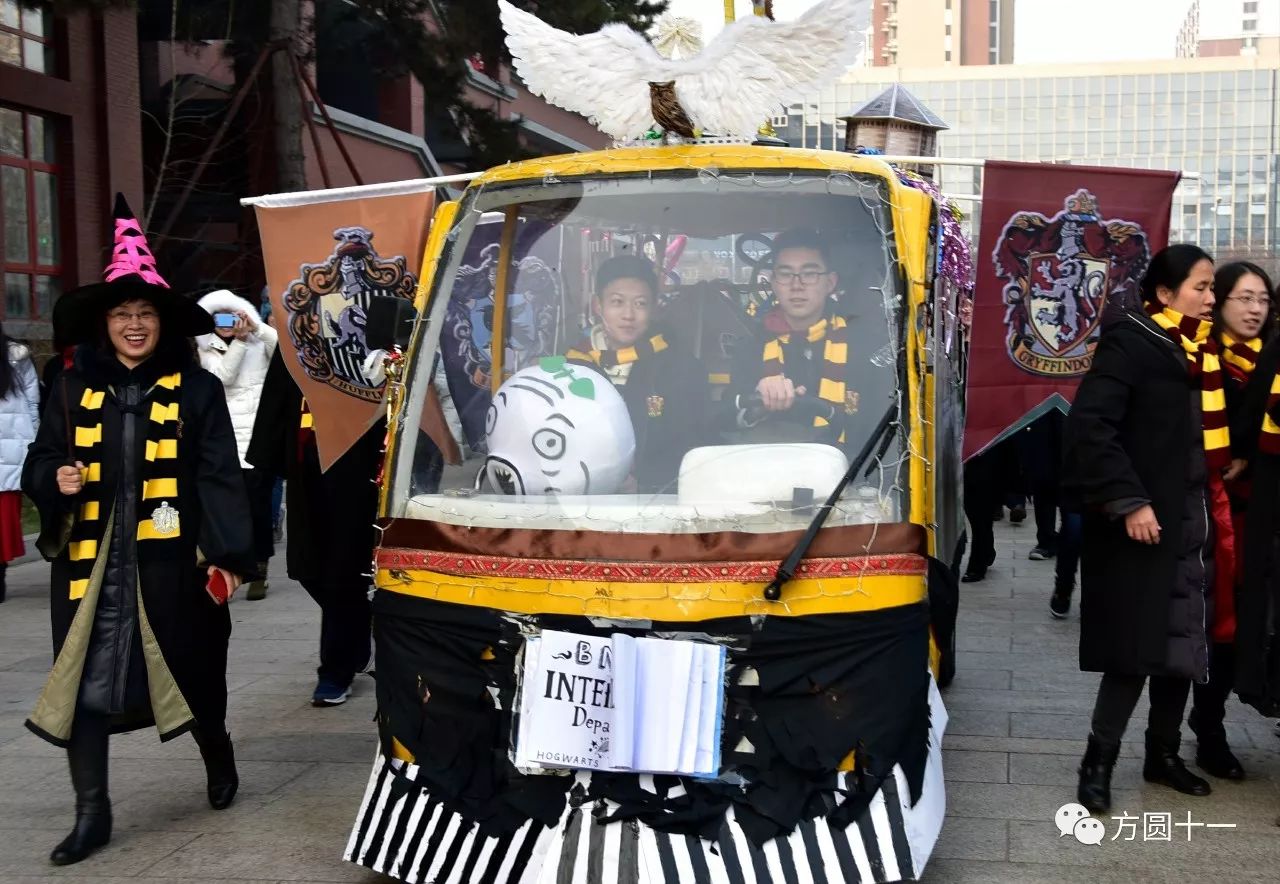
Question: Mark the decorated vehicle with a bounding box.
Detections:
[242,2,971,881]
[327,135,970,883]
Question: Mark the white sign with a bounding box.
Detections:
[514,630,725,777]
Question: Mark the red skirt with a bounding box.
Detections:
[0,491,24,563]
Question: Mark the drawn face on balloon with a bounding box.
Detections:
[482,358,636,496]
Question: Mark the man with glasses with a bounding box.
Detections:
[726,228,853,445]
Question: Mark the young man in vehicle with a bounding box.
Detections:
[726,228,855,446]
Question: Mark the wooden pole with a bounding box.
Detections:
[295,61,365,186]
[489,206,518,395]
[289,51,331,188]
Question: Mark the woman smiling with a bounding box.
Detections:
[22,196,255,865]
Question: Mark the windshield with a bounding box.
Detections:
[387,169,909,534]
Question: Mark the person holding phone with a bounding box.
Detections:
[1064,245,1221,813]
[197,289,279,599]
[21,195,254,866]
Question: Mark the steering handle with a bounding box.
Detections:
[736,392,838,426]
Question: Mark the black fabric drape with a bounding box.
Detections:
[371,589,932,845]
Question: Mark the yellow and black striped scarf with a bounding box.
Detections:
[1147,307,1231,470]
[762,316,854,441]
[65,373,184,600]
[566,333,669,372]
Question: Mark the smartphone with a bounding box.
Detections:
[206,569,230,605]
[214,313,237,328]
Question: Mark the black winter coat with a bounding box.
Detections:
[246,350,382,584]
[1063,308,1211,681]
[23,340,254,744]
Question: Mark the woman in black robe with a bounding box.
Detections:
[567,255,709,494]
[1063,244,1222,813]
[22,195,254,866]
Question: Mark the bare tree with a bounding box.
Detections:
[269,0,306,192]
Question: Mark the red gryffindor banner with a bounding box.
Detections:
[963,160,1180,461]
[251,181,456,471]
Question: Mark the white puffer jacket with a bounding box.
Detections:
[196,290,279,467]
[0,340,40,492]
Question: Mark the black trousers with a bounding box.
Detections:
[1032,483,1059,550]
[1091,672,1192,746]
[1191,642,1236,742]
[300,576,372,687]
[242,467,275,565]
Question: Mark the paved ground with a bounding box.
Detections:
[1,521,1279,882]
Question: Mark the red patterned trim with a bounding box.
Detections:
[376,548,926,583]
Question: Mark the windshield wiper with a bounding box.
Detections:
[763,403,899,601]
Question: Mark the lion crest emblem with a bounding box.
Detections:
[284,226,416,401]
[994,189,1151,377]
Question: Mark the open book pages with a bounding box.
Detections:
[514,630,725,777]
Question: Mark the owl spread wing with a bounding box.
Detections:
[498,0,666,140]
[499,0,861,141]
[673,0,862,137]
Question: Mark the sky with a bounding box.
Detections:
[663,0,1189,64]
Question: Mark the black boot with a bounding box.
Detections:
[1188,708,1245,780]
[193,728,239,810]
[50,717,112,866]
[1076,734,1120,812]
[1143,733,1211,796]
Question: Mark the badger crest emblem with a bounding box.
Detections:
[994,189,1151,377]
[284,226,417,401]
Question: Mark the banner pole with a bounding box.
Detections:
[489,206,519,394]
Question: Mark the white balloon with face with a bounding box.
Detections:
[482,358,635,495]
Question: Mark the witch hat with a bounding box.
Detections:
[56,193,213,344]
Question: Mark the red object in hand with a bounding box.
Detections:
[206,569,230,605]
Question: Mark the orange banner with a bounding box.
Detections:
[253,187,435,470]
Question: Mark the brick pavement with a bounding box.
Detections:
[0,521,1277,882]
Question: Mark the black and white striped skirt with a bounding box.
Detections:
[345,681,947,883]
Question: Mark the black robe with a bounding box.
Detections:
[1063,307,1211,680]
[245,350,382,584]
[23,339,254,745]
[606,347,710,494]
[1228,336,1280,712]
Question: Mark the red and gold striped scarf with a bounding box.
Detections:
[1148,306,1231,469]
[1258,366,1280,456]
[762,316,853,441]
[1219,332,1262,377]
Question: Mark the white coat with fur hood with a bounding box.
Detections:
[196,289,278,466]
[0,340,39,492]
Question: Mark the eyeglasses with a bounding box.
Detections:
[1227,295,1272,308]
[773,269,830,286]
[107,310,160,324]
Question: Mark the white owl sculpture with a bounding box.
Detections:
[497,0,862,141]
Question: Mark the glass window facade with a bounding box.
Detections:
[0,105,60,320]
[794,62,1280,262]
